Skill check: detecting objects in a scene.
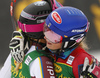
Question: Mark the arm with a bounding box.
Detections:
[72,52,93,78]
[9,30,30,63]
[30,56,56,78]
[0,53,11,78]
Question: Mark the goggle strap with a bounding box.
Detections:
[17,21,44,32]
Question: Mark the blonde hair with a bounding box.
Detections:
[15,63,21,72]
[79,39,89,51]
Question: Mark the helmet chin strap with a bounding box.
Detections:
[48,47,66,56]
[62,41,76,50]
[61,34,86,50]
[48,42,77,56]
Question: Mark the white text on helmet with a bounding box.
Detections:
[71,29,86,33]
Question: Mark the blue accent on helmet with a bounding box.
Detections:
[45,7,88,39]
[55,0,62,8]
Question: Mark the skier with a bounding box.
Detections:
[44,6,100,78]
[0,0,62,78]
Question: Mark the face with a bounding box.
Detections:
[43,23,63,50]
[44,36,62,50]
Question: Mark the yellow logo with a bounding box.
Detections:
[64,35,68,38]
[54,63,62,73]
[11,62,28,78]
[19,71,28,78]
[11,65,18,77]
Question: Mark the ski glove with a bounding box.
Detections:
[9,31,29,63]
[80,57,100,78]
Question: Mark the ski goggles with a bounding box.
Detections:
[44,23,63,44]
[18,21,44,32]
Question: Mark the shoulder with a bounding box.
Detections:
[72,47,92,64]
[30,56,53,69]
[66,47,92,65]
[29,56,56,78]
[69,47,93,78]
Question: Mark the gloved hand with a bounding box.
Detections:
[80,57,100,78]
[9,31,29,63]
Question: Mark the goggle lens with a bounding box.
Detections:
[44,24,62,43]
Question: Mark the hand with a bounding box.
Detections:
[9,31,29,63]
[80,57,100,78]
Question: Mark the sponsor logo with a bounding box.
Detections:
[19,71,28,78]
[25,55,32,65]
[34,1,46,6]
[66,55,75,65]
[11,61,27,78]
[72,29,86,33]
[51,11,62,24]
[47,66,55,78]
[72,24,89,33]
[54,63,62,73]
[46,61,53,65]
[64,35,68,38]
[10,41,18,45]
[37,19,45,23]
[11,65,18,77]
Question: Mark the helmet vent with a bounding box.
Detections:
[38,10,51,15]
[65,8,84,16]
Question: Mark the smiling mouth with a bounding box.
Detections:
[47,42,52,45]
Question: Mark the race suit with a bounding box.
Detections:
[11,45,56,78]
[51,46,94,78]
[0,45,56,78]
[0,46,99,78]
[0,53,11,78]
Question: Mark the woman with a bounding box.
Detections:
[10,1,57,78]
[0,0,62,78]
[44,6,100,78]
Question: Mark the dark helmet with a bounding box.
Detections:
[18,1,52,39]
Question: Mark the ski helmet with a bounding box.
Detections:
[44,7,89,50]
[18,1,52,39]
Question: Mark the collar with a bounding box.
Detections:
[50,48,76,59]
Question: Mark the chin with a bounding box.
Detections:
[47,45,53,49]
